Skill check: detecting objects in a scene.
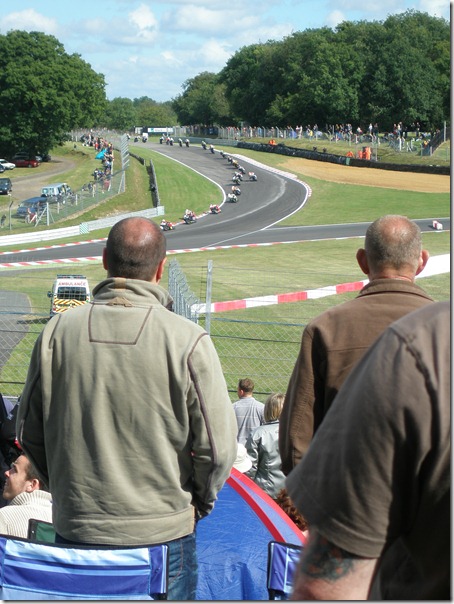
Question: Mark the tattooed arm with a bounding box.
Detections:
[291,530,378,600]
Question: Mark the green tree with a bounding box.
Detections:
[104,97,137,131]
[0,30,106,158]
[173,72,233,126]
[378,10,450,130]
[266,28,364,126]
[219,42,281,125]
[212,11,450,131]
[133,97,178,128]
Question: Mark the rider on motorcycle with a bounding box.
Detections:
[160,219,174,231]
[210,204,221,214]
[248,172,258,181]
[183,209,196,223]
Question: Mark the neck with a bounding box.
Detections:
[370,272,414,283]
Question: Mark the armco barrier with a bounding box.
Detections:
[0,207,165,248]
[236,141,450,175]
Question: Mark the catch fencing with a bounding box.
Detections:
[0,256,449,401]
[3,168,126,234]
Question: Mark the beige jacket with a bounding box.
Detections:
[17,278,237,545]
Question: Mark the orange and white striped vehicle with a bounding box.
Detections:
[47,274,91,318]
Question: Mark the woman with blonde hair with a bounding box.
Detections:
[245,393,286,498]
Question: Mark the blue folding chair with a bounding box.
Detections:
[267,540,303,600]
[0,535,168,600]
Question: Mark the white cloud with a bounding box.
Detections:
[128,4,159,39]
[0,9,58,35]
[166,5,228,33]
[196,39,231,64]
[325,10,348,28]
[419,0,450,18]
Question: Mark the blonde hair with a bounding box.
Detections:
[264,392,285,422]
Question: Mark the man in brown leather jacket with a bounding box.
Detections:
[279,215,433,475]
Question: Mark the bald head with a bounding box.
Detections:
[357,215,429,281]
[104,218,167,282]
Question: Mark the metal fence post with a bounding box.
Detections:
[205,260,213,334]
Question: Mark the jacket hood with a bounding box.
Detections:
[93,278,174,311]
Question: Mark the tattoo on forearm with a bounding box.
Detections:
[300,534,361,582]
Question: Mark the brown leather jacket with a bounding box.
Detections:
[279,278,433,475]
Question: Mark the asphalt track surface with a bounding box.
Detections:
[2,141,450,263]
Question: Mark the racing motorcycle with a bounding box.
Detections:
[227,193,238,203]
[231,186,241,196]
[249,172,258,181]
[210,204,221,214]
[183,212,197,224]
[160,221,174,231]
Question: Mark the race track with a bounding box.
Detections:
[0,141,450,263]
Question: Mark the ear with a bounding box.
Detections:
[415,249,430,276]
[356,248,369,275]
[154,257,167,283]
[102,247,108,271]
[27,478,40,492]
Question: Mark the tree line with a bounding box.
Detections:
[0,9,449,158]
[173,10,450,133]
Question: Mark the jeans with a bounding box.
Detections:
[167,531,198,600]
[55,530,198,601]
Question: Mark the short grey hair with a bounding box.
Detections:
[365,215,422,273]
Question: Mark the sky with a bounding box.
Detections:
[1,1,450,103]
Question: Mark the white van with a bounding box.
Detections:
[41,182,71,202]
[48,274,91,317]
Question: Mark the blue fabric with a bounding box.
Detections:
[0,537,168,600]
[267,541,303,598]
[55,531,196,599]
[196,470,304,600]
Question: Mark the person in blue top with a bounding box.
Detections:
[232,378,264,445]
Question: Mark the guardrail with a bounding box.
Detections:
[0,207,165,248]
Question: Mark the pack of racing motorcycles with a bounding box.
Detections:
[158,142,257,231]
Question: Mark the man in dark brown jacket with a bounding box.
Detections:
[279,215,433,475]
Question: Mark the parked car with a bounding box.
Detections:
[0,178,12,195]
[0,164,4,174]
[13,151,49,162]
[0,159,15,170]
[13,157,39,168]
[15,197,43,218]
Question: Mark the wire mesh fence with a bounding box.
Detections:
[2,169,126,234]
[0,258,449,401]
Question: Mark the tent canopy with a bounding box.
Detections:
[196,469,305,600]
